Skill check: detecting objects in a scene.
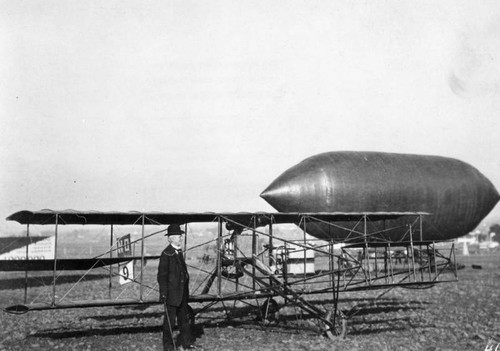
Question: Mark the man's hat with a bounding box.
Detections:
[165,224,185,236]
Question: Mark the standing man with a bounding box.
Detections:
[157,224,194,351]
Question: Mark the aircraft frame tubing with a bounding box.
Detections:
[7,212,458,339]
[12,216,155,312]
[214,214,457,337]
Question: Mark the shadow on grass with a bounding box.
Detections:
[31,307,426,340]
[32,323,205,340]
[83,311,163,321]
[30,296,430,339]
[183,297,429,320]
[348,317,435,336]
[344,300,427,317]
[0,274,108,290]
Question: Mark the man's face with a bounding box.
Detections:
[169,234,182,247]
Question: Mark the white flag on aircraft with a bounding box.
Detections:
[119,260,134,285]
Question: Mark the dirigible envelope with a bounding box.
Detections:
[261,151,499,241]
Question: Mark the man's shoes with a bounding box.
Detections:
[182,345,198,350]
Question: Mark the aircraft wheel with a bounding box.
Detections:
[259,298,279,324]
[324,309,347,340]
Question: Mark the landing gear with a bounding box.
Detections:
[323,309,347,340]
[259,298,280,324]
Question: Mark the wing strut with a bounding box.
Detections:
[23,224,30,304]
[52,214,59,306]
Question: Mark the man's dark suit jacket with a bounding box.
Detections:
[157,244,189,307]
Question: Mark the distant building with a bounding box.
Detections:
[456,229,499,254]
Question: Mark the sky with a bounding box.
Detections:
[1,0,500,234]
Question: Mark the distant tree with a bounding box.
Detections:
[490,224,500,243]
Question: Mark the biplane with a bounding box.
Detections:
[2,209,458,339]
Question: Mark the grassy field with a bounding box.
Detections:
[0,251,499,350]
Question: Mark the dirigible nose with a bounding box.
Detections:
[259,185,279,203]
[260,178,301,212]
[261,157,332,212]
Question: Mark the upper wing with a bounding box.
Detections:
[6,209,429,226]
[6,210,224,225]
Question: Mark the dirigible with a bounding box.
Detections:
[261,151,499,241]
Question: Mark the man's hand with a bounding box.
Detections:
[160,295,167,303]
